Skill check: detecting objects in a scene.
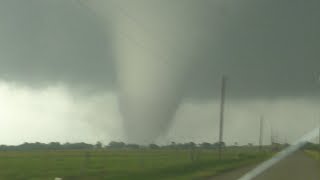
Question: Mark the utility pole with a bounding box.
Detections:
[259,116,264,151]
[318,120,320,145]
[318,123,320,159]
[218,76,226,159]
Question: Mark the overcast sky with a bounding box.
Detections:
[0,0,319,145]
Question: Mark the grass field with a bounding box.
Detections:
[0,149,270,180]
[305,150,320,160]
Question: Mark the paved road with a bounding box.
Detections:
[210,151,320,180]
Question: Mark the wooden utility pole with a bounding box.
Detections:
[259,116,264,151]
[318,122,320,159]
[218,76,226,159]
[318,120,320,145]
[319,126,320,145]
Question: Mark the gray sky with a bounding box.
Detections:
[0,0,319,145]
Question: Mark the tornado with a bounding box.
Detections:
[79,0,205,144]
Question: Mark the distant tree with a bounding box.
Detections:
[126,144,140,149]
[0,142,96,151]
[95,141,103,149]
[212,141,225,148]
[303,142,318,150]
[149,144,159,149]
[200,142,212,149]
[108,141,126,148]
[163,142,177,149]
[0,145,7,151]
[188,142,196,148]
[62,142,93,150]
[48,142,61,150]
[19,142,33,150]
[220,141,226,147]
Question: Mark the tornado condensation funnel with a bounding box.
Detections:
[79,0,195,144]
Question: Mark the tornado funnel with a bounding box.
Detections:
[78,0,202,144]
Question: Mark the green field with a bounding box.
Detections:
[0,149,270,180]
[305,150,320,160]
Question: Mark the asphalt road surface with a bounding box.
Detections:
[211,151,320,180]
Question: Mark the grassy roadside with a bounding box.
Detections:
[304,150,320,160]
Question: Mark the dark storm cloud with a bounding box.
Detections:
[0,0,115,91]
[185,0,320,100]
[0,0,319,99]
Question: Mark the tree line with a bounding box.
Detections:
[0,142,95,151]
[0,141,228,151]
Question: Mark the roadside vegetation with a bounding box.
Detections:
[303,142,320,161]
